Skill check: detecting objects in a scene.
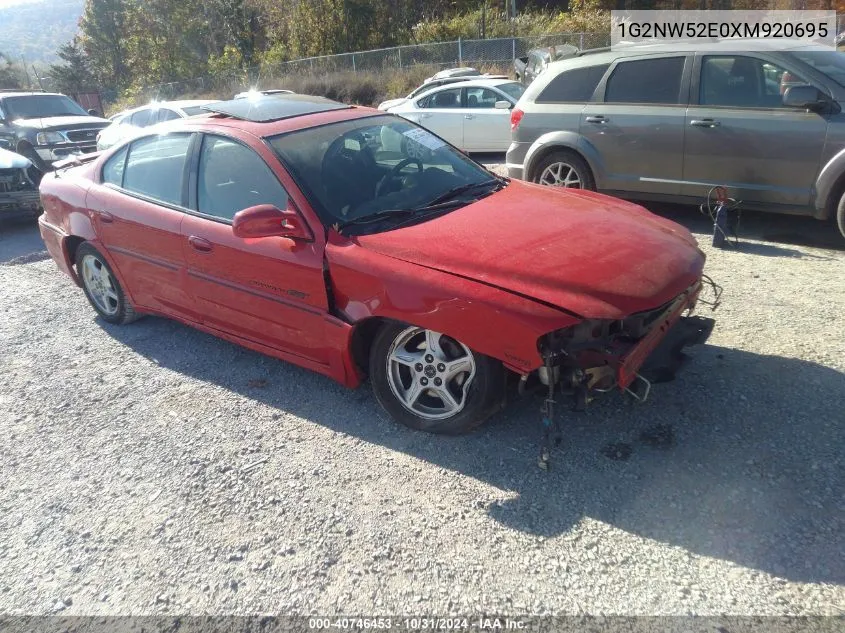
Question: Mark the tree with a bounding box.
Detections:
[79,0,129,89]
[49,38,96,94]
[0,53,23,89]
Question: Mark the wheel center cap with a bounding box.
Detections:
[424,365,436,378]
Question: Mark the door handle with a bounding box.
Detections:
[419,113,432,119]
[585,115,608,123]
[98,211,114,223]
[464,114,474,120]
[188,235,213,253]
[690,119,721,128]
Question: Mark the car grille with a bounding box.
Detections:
[64,128,101,143]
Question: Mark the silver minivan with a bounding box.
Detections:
[506,41,845,240]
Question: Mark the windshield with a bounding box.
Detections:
[269,115,500,233]
[791,51,845,88]
[496,82,526,101]
[4,95,89,119]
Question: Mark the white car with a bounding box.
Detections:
[377,74,509,111]
[382,79,526,153]
[96,99,219,151]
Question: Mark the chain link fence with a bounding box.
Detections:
[139,32,611,101]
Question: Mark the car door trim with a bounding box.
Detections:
[109,245,180,271]
[186,269,323,316]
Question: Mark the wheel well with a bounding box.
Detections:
[65,236,85,268]
[349,317,390,376]
[528,145,592,183]
[823,170,845,221]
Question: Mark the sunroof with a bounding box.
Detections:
[202,94,352,123]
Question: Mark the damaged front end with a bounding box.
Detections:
[0,148,41,218]
[532,276,721,468]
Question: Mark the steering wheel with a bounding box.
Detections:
[376,158,424,198]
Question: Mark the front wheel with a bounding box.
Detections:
[836,189,845,241]
[369,323,505,434]
[75,242,140,325]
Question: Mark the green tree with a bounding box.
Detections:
[49,37,96,94]
[0,52,23,89]
[79,0,129,89]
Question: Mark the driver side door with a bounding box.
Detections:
[181,132,332,363]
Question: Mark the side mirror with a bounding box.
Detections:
[232,203,312,241]
[494,100,511,110]
[783,85,827,110]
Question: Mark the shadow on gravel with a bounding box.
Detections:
[101,317,845,586]
[0,216,46,265]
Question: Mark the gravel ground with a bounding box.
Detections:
[1,174,844,617]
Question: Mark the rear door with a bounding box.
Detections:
[681,54,828,208]
[580,54,691,196]
[462,87,512,151]
[181,132,331,363]
[411,87,465,149]
[87,132,198,318]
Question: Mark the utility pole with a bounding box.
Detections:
[20,56,32,89]
[31,65,44,90]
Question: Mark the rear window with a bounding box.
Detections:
[604,57,686,105]
[122,133,192,206]
[536,64,610,103]
[496,82,526,101]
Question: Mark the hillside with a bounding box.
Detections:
[0,0,84,65]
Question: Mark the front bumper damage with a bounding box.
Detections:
[532,276,721,469]
[0,172,41,218]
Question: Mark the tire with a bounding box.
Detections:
[837,189,845,241]
[369,322,505,435]
[532,150,595,190]
[75,242,140,325]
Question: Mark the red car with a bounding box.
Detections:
[38,95,717,437]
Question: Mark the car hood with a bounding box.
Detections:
[11,115,110,130]
[355,181,705,319]
[0,146,31,169]
[378,98,409,111]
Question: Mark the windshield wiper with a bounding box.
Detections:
[424,178,503,207]
[335,208,416,231]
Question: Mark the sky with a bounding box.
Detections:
[0,0,37,8]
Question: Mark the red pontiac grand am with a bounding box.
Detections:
[38,95,717,436]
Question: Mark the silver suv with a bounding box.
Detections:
[506,41,845,239]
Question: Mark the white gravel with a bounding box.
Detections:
[0,192,843,617]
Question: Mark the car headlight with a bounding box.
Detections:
[36,131,66,145]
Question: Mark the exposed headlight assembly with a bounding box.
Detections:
[36,131,66,145]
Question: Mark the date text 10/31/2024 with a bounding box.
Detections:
[308,617,527,630]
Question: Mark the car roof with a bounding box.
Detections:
[204,94,353,123]
[153,95,380,138]
[412,78,521,99]
[0,91,65,99]
[543,39,832,74]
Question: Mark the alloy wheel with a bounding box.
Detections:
[81,254,120,316]
[385,327,476,421]
[539,161,582,188]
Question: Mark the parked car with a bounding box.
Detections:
[234,89,294,99]
[377,74,509,111]
[514,44,579,85]
[507,40,845,240]
[383,78,526,152]
[38,94,715,434]
[424,67,481,83]
[0,145,40,218]
[0,90,110,177]
[96,100,219,151]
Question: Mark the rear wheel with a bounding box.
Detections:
[533,150,595,190]
[369,322,504,434]
[75,242,140,325]
[836,189,845,241]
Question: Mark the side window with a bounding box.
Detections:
[123,133,192,206]
[700,56,801,108]
[130,108,154,127]
[102,146,128,186]
[465,88,501,108]
[156,108,181,123]
[536,64,610,103]
[197,135,289,221]
[605,57,686,105]
[419,87,463,109]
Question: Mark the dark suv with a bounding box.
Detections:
[506,41,845,240]
[0,91,110,176]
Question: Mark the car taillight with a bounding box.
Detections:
[510,108,524,131]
